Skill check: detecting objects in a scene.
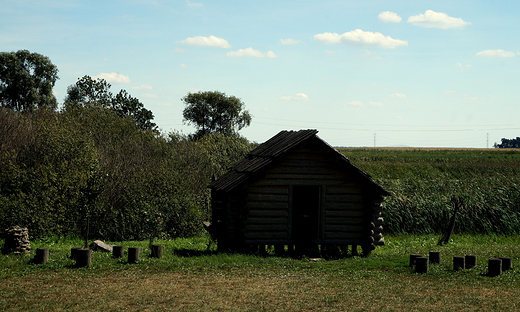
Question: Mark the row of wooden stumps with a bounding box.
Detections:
[33,244,164,267]
[410,252,513,276]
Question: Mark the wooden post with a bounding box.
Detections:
[465,255,477,269]
[35,248,49,264]
[429,251,441,264]
[409,254,422,267]
[71,247,81,260]
[453,256,465,270]
[352,245,358,256]
[128,247,139,264]
[75,249,91,268]
[113,245,124,259]
[415,257,428,273]
[499,257,512,271]
[151,244,163,259]
[488,259,502,277]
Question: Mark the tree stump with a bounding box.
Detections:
[429,251,441,264]
[151,244,163,259]
[128,247,139,264]
[499,257,512,271]
[488,259,502,277]
[453,256,465,271]
[351,245,358,256]
[70,247,81,260]
[415,257,429,274]
[35,248,49,264]
[409,254,422,267]
[75,249,91,268]
[274,244,284,256]
[113,245,124,259]
[465,255,477,269]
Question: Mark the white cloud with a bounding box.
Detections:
[388,93,406,98]
[186,1,203,8]
[314,29,408,49]
[180,64,189,68]
[378,11,402,23]
[476,49,516,57]
[407,10,471,29]
[174,48,187,53]
[178,35,231,48]
[445,90,457,95]
[369,101,383,106]
[456,62,472,67]
[226,48,279,58]
[280,93,309,101]
[141,93,159,99]
[280,38,302,45]
[93,72,130,84]
[132,85,153,90]
[346,101,364,107]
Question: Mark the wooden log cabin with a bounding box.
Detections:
[208,129,390,257]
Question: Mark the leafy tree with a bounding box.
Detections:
[64,75,156,131]
[182,91,251,138]
[0,50,59,111]
[495,137,520,148]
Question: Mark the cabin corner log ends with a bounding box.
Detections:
[207,130,390,256]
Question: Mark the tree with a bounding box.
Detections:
[0,50,59,111]
[182,91,251,138]
[64,75,156,131]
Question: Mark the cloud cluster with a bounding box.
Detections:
[132,85,153,90]
[314,29,408,49]
[179,35,231,48]
[407,10,470,29]
[280,93,309,101]
[378,11,402,23]
[93,73,130,84]
[476,49,516,57]
[226,48,279,58]
[389,93,406,98]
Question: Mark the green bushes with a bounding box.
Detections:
[0,107,255,240]
[340,148,520,235]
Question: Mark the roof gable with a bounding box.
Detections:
[209,129,389,196]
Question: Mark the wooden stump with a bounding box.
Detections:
[151,244,163,259]
[128,247,139,264]
[75,249,91,268]
[35,248,49,264]
[453,256,465,271]
[259,245,268,257]
[488,259,502,277]
[112,245,124,259]
[415,257,429,274]
[70,247,81,260]
[351,245,358,256]
[409,254,422,267]
[465,255,477,269]
[429,251,441,264]
[499,257,512,271]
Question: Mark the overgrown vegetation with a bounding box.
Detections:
[0,107,255,241]
[339,148,520,235]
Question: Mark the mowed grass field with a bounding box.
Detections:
[1,234,520,311]
[2,147,520,311]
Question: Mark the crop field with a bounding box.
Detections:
[337,147,520,235]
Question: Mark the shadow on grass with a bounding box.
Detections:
[173,248,219,257]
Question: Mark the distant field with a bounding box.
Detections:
[336,147,520,234]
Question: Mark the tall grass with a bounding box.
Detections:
[339,148,520,234]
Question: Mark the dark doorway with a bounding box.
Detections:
[292,185,320,241]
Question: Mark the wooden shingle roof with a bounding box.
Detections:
[209,129,390,196]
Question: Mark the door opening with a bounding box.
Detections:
[292,185,320,241]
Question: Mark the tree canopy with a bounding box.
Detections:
[64,75,156,131]
[182,91,251,138]
[0,50,59,111]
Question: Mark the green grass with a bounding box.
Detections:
[1,234,519,311]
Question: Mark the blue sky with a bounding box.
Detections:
[2,0,520,147]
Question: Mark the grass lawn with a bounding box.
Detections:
[1,234,519,311]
